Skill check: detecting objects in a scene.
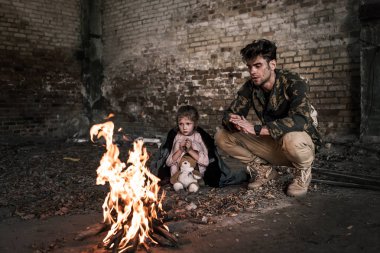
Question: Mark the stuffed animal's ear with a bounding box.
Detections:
[170,171,180,184]
[180,154,197,168]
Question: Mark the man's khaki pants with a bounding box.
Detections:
[214,129,315,171]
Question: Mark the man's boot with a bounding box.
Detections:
[247,163,278,190]
[287,167,312,197]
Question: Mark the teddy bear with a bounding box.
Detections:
[170,155,202,193]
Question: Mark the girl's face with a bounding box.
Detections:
[178,116,195,136]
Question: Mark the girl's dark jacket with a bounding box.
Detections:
[149,127,248,187]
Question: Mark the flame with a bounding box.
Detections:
[106,113,115,119]
[90,121,165,252]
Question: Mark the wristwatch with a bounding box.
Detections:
[254,124,262,136]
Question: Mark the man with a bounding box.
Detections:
[215,39,322,197]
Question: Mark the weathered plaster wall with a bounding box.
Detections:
[102,0,361,139]
[0,0,85,138]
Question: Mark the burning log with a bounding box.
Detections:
[121,237,139,253]
[101,218,178,252]
[105,228,125,251]
[141,242,152,253]
[152,220,178,246]
[149,232,175,247]
[90,120,177,253]
[153,225,178,245]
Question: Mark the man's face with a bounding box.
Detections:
[246,55,276,87]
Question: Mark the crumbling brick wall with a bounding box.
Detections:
[0,0,85,138]
[0,0,362,141]
[102,0,361,140]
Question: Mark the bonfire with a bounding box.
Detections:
[90,119,176,252]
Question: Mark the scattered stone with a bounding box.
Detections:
[185,202,197,211]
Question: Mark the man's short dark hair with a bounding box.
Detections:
[240,39,277,62]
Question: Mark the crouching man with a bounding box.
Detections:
[215,39,322,197]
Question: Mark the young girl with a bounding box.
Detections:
[166,105,209,177]
[149,105,248,188]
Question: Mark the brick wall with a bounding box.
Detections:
[0,0,85,139]
[102,0,361,140]
[0,0,361,141]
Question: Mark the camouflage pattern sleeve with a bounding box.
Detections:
[222,81,253,131]
[266,78,313,139]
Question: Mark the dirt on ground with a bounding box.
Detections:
[0,137,379,253]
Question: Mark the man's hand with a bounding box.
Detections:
[230,116,255,134]
[260,126,270,135]
[229,116,270,136]
[229,114,244,131]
